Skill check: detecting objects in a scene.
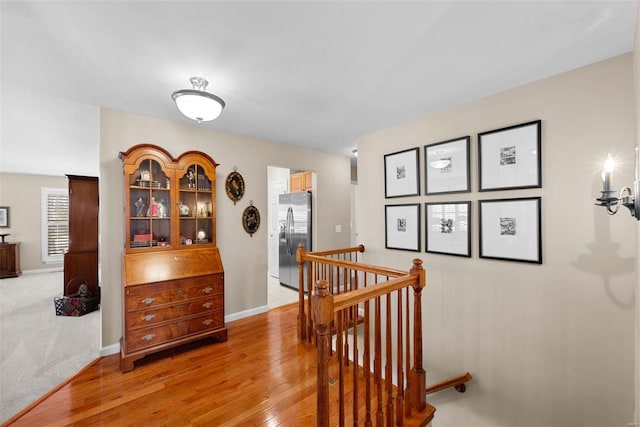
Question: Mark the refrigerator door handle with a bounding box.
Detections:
[286,207,294,255]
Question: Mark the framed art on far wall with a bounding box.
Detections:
[425,201,471,257]
[479,197,542,264]
[384,147,420,198]
[478,120,541,191]
[385,203,421,252]
[0,207,9,228]
[424,136,470,194]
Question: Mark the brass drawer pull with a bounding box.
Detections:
[142,297,155,305]
[177,289,183,296]
[202,319,213,326]
[142,334,156,341]
[202,302,213,309]
[202,287,213,294]
[143,314,156,322]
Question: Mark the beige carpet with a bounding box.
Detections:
[0,271,100,423]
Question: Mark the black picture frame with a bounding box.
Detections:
[424,136,470,194]
[478,120,541,191]
[385,203,421,252]
[384,147,420,198]
[478,197,542,264]
[425,201,471,257]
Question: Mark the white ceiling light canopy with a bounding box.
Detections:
[172,77,225,123]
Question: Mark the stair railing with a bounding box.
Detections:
[311,258,433,426]
[296,243,366,341]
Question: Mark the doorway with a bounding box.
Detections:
[266,166,297,308]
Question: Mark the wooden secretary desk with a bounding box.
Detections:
[119,144,227,372]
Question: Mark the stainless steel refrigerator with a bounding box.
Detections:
[278,191,312,291]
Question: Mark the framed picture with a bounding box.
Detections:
[479,197,542,264]
[424,136,470,194]
[478,120,541,191]
[385,204,421,252]
[0,207,9,228]
[384,147,420,198]
[425,201,471,257]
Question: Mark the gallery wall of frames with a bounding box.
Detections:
[383,119,542,264]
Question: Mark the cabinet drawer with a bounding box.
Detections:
[126,311,224,352]
[125,275,223,311]
[126,295,223,329]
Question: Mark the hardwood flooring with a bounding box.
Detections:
[3,302,433,426]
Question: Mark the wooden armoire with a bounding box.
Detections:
[64,175,99,296]
[119,144,226,372]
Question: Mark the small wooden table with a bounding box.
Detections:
[0,242,21,279]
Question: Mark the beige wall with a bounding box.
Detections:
[99,109,352,348]
[634,2,640,423]
[0,173,68,271]
[357,54,636,426]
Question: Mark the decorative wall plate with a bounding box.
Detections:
[225,168,245,205]
[242,203,260,237]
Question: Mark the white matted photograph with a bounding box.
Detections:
[479,197,542,264]
[385,203,421,252]
[424,136,470,194]
[425,201,471,257]
[384,147,420,198]
[478,120,541,191]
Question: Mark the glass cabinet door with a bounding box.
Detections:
[128,159,171,249]
[178,164,213,246]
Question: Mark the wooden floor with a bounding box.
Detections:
[3,302,433,426]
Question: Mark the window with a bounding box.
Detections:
[41,188,69,263]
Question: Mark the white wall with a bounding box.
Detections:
[357,54,637,426]
[0,87,99,176]
[99,109,352,348]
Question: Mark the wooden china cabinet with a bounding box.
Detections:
[119,144,226,372]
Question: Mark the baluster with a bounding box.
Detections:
[352,302,359,425]
[375,295,383,425]
[385,292,393,425]
[405,285,413,418]
[364,292,372,426]
[396,288,405,426]
[337,309,345,427]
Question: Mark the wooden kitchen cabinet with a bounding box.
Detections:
[119,144,226,372]
[290,171,312,192]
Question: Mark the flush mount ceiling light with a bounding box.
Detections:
[430,159,451,169]
[171,77,225,123]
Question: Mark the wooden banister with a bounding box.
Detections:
[427,372,473,394]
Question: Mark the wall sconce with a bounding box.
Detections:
[594,146,640,219]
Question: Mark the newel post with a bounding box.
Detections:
[296,243,306,341]
[311,279,333,427]
[410,258,426,412]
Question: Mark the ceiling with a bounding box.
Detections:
[1,1,637,161]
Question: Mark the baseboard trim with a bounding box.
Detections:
[225,305,269,323]
[23,267,63,275]
[100,343,120,357]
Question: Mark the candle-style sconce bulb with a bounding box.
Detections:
[595,147,640,219]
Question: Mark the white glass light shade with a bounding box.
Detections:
[171,77,225,123]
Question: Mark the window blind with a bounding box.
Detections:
[42,188,69,263]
